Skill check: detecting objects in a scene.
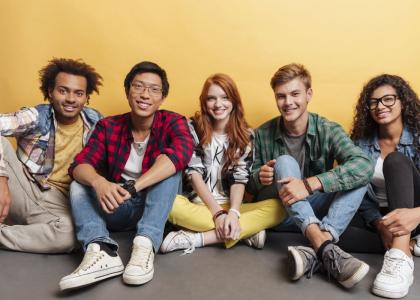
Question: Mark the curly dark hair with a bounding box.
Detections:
[351,74,420,164]
[39,58,103,100]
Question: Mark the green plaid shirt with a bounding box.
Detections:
[251,113,373,193]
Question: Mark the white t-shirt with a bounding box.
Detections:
[193,133,229,204]
[121,135,150,181]
[367,157,388,207]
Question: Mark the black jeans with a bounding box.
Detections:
[340,152,420,253]
[384,152,420,210]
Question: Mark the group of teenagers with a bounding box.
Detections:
[0,58,419,299]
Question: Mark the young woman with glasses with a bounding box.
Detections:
[351,74,420,299]
[160,73,285,254]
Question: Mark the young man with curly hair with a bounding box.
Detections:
[247,63,374,289]
[0,58,103,253]
[59,61,193,291]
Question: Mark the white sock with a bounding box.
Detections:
[192,232,204,247]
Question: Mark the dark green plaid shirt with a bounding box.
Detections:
[251,113,373,193]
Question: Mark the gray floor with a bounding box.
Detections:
[1,231,419,300]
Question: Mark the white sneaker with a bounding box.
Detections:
[160,230,198,254]
[411,234,420,256]
[372,248,414,299]
[59,243,124,291]
[123,236,154,285]
[244,230,266,249]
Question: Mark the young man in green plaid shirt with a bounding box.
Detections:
[247,63,374,289]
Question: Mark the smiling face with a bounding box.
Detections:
[273,77,312,127]
[48,72,88,125]
[127,72,164,121]
[205,84,233,130]
[369,85,402,126]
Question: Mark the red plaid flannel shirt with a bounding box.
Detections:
[69,110,193,182]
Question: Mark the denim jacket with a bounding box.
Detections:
[0,104,102,190]
[355,127,420,226]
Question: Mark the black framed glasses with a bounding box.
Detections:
[367,94,398,110]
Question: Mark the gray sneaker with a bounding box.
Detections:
[321,244,369,288]
[288,246,320,280]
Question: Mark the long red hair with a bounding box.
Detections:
[191,73,251,174]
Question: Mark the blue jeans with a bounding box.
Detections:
[70,172,181,253]
[274,155,367,243]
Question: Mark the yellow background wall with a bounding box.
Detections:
[1,0,419,130]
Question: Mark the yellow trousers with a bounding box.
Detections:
[168,195,286,248]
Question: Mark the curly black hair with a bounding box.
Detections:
[39,58,103,100]
[351,74,420,165]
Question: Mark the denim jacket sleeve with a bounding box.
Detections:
[0,107,39,177]
[353,137,382,227]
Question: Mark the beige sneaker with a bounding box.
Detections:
[59,243,124,291]
[244,230,266,249]
[123,236,154,285]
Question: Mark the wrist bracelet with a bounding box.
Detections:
[229,208,241,219]
[213,209,228,222]
[302,178,314,195]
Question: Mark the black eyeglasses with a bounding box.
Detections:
[367,94,398,110]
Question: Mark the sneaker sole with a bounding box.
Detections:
[372,276,413,299]
[59,265,124,291]
[339,261,370,289]
[288,246,305,281]
[123,269,154,285]
[372,286,409,299]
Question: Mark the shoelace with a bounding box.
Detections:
[306,259,320,279]
[382,256,404,275]
[130,245,152,268]
[173,231,195,255]
[74,251,104,274]
[300,249,320,279]
[324,248,343,280]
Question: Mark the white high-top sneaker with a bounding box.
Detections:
[372,248,414,299]
[59,243,124,291]
[123,236,154,285]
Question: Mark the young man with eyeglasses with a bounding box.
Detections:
[246,63,374,289]
[59,61,193,291]
[0,58,102,253]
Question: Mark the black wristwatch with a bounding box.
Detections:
[122,180,137,198]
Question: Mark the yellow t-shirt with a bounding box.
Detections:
[47,117,84,194]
